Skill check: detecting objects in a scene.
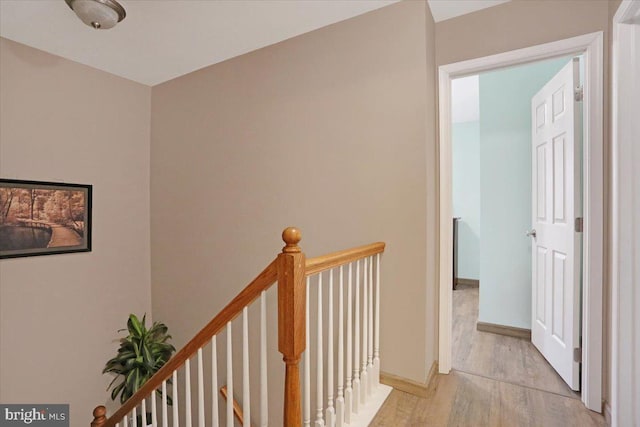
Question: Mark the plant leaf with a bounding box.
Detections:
[142,342,154,368]
[127,314,144,337]
[110,381,125,401]
[126,369,140,395]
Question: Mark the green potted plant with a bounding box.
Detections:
[104,314,176,425]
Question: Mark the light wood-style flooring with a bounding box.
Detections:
[370,370,605,426]
[370,285,605,426]
[452,285,577,398]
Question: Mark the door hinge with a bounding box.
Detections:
[574,347,582,363]
[575,217,584,232]
[574,85,584,102]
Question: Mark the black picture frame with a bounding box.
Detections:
[0,179,92,259]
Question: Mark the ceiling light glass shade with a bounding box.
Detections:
[65,0,126,30]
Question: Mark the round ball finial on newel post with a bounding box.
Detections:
[282,227,302,253]
[91,406,107,427]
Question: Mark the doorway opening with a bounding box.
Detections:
[438,32,604,412]
[450,55,584,399]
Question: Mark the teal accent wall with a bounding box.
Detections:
[478,57,572,329]
[452,121,480,280]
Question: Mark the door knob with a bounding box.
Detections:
[525,229,537,238]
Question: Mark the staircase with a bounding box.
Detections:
[91,227,391,427]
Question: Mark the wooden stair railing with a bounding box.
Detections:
[91,255,279,427]
[219,386,247,426]
[301,241,386,427]
[92,227,386,427]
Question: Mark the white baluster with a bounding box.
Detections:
[260,291,268,427]
[326,270,335,427]
[361,257,368,404]
[162,380,168,427]
[226,322,233,427]
[197,348,205,427]
[242,307,251,426]
[345,262,353,423]
[124,412,129,427]
[336,265,345,427]
[367,256,374,396]
[211,336,219,427]
[141,398,146,427]
[316,273,325,427]
[185,360,192,427]
[353,260,360,414]
[304,277,311,427]
[172,371,178,427]
[117,423,120,427]
[152,388,158,427]
[133,406,138,427]
[374,253,381,387]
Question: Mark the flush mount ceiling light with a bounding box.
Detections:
[65,0,126,30]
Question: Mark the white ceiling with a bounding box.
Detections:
[0,0,510,87]
[427,0,510,23]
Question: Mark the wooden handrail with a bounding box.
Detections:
[305,242,385,276]
[100,259,278,427]
[220,385,248,426]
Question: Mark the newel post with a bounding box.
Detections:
[277,227,306,427]
[91,406,107,427]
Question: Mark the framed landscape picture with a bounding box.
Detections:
[0,179,92,259]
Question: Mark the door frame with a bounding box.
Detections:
[611,1,640,425]
[437,32,604,412]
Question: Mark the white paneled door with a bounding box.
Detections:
[530,58,581,391]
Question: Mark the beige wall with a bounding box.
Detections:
[424,0,438,385]
[435,0,610,66]
[0,38,152,425]
[435,0,614,404]
[151,0,436,400]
